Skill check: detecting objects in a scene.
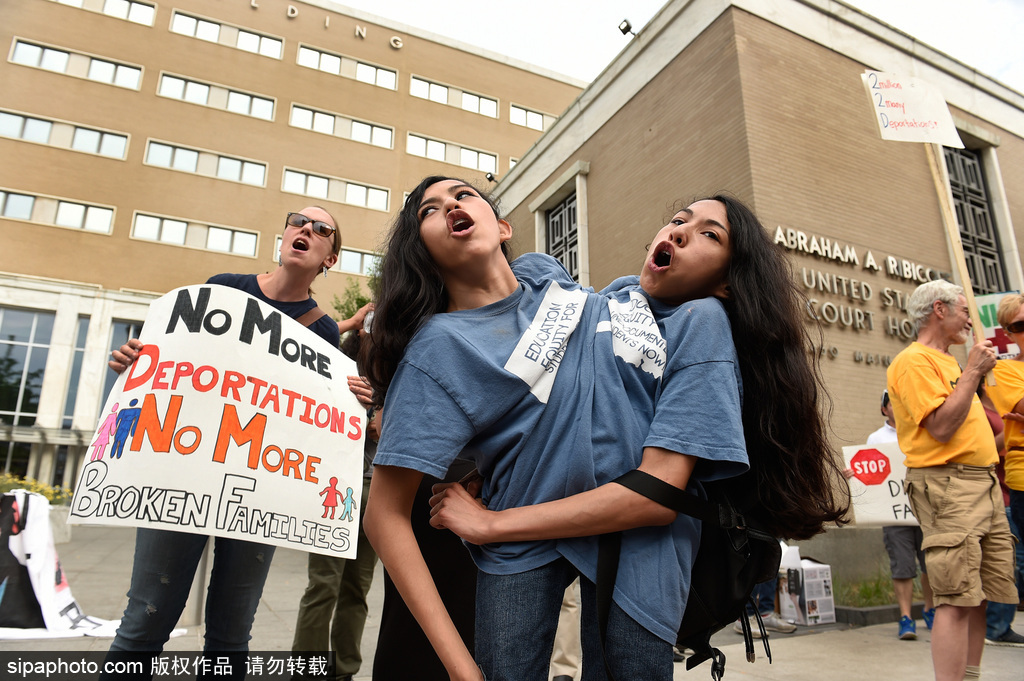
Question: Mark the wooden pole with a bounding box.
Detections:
[923,143,995,383]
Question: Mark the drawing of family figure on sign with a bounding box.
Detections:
[88,399,141,461]
[319,476,356,521]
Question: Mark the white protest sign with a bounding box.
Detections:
[976,291,1021,359]
[861,70,963,148]
[842,442,918,526]
[70,285,364,558]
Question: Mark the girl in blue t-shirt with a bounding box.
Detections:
[362,176,848,681]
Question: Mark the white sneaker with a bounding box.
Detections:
[760,612,797,633]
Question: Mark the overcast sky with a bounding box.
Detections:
[333,0,1024,93]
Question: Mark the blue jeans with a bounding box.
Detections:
[475,558,671,681]
[745,577,778,617]
[986,504,1023,639]
[101,528,276,680]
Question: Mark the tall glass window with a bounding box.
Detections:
[0,307,54,428]
[61,316,90,429]
[944,146,1008,295]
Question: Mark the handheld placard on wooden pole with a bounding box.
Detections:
[861,70,993,383]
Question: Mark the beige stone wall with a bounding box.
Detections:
[0,0,581,299]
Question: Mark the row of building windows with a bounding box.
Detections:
[9,31,554,131]
[10,40,141,89]
[51,0,155,26]
[407,134,498,173]
[157,74,275,120]
[1,185,384,269]
[145,141,267,186]
[0,110,128,159]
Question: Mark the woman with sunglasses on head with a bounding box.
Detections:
[100,206,342,680]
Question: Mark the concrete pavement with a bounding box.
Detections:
[1,525,1021,680]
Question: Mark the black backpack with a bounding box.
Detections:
[597,469,782,680]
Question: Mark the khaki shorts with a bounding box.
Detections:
[906,464,1019,608]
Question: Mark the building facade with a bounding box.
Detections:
[495,0,1024,455]
[0,0,583,485]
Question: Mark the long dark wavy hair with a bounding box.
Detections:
[363,176,509,405]
[704,194,849,539]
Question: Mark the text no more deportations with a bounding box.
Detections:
[72,463,353,552]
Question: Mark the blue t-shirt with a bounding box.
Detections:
[206,273,340,348]
[557,275,748,643]
[374,256,748,642]
[374,254,601,573]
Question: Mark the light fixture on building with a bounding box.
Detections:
[619,19,635,37]
[485,172,497,182]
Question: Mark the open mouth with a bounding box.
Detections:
[652,242,673,268]
[292,237,309,252]
[447,209,473,233]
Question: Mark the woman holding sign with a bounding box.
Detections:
[101,207,342,680]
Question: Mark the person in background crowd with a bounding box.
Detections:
[887,280,1018,681]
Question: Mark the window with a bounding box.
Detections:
[547,193,579,280]
[282,169,389,211]
[0,189,114,232]
[0,307,54,430]
[945,146,1009,294]
[132,213,259,256]
[0,192,36,220]
[296,46,396,90]
[50,0,155,25]
[289,105,393,148]
[411,76,498,118]
[1,110,128,159]
[10,40,141,89]
[60,316,90,429]
[510,104,551,131]
[146,141,266,186]
[170,11,283,58]
[407,134,497,172]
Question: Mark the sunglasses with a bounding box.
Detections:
[1005,321,1024,334]
[286,212,335,239]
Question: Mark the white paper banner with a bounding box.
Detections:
[69,285,364,558]
[861,70,963,148]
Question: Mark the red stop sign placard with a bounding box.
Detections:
[850,448,890,485]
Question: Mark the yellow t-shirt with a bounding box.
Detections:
[886,341,998,468]
[987,359,1024,490]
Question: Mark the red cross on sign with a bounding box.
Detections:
[850,448,890,486]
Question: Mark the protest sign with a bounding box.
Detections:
[842,442,917,526]
[860,70,963,148]
[976,291,1022,359]
[70,285,364,559]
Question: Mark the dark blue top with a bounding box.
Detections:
[206,273,340,348]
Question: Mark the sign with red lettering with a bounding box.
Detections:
[69,285,364,558]
[849,448,889,485]
[861,70,963,148]
[842,442,917,526]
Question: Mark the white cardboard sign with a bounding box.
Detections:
[861,70,964,148]
[70,285,364,558]
[842,441,918,526]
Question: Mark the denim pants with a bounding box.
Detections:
[101,527,276,680]
[744,577,778,617]
[986,504,1023,639]
[475,558,672,681]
